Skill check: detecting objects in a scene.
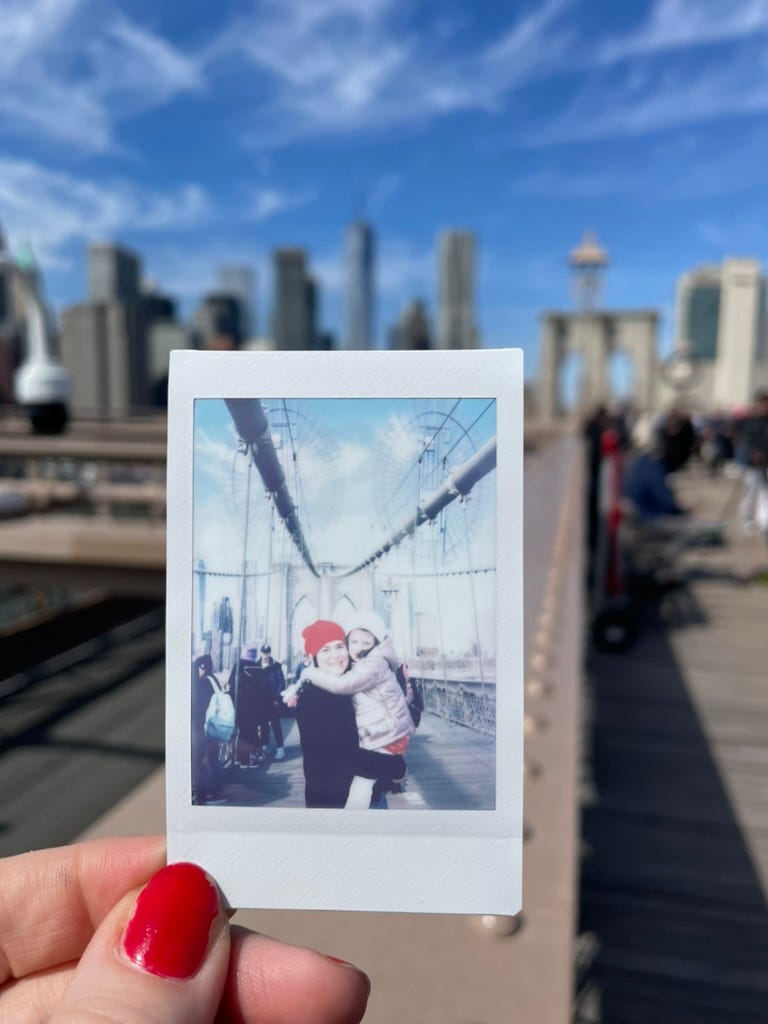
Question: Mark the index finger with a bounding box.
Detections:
[0,835,166,983]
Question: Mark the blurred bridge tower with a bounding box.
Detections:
[538,230,658,420]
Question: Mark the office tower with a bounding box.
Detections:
[272,248,311,350]
[437,231,477,349]
[60,301,148,415]
[0,226,18,404]
[194,292,245,349]
[314,331,336,351]
[218,265,256,337]
[392,299,431,350]
[675,259,768,407]
[88,242,141,303]
[344,220,375,349]
[147,320,191,406]
[305,275,318,349]
[675,266,721,361]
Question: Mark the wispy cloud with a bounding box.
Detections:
[0,158,212,267]
[510,131,768,198]
[208,0,572,146]
[247,187,317,223]
[599,0,768,63]
[0,0,204,151]
[526,43,768,146]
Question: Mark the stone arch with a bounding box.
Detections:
[538,311,658,419]
[331,592,357,631]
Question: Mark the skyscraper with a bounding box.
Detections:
[675,266,722,361]
[674,258,768,407]
[217,265,256,338]
[391,299,431,350]
[344,220,375,349]
[272,248,311,351]
[194,292,245,349]
[88,242,141,303]
[437,231,477,350]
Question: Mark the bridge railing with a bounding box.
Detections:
[411,676,496,735]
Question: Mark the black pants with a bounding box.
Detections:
[260,706,284,748]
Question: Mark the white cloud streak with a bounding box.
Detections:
[526,44,768,146]
[247,187,317,223]
[208,0,572,146]
[0,0,204,151]
[599,0,768,63]
[0,158,211,267]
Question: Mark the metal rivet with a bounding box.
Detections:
[473,913,524,939]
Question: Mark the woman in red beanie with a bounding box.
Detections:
[293,620,405,807]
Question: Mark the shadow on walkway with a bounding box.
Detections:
[576,581,768,1024]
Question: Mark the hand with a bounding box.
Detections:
[281,682,302,705]
[0,836,370,1023]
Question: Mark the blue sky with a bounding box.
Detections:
[3,0,768,375]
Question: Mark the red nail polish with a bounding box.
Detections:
[122,862,219,979]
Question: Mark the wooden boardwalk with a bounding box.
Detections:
[577,467,768,1023]
[209,712,495,811]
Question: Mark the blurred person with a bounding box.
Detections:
[657,407,697,474]
[584,404,611,552]
[255,643,286,760]
[736,391,768,538]
[623,439,687,523]
[0,836,370,1022]
[191,654,227,806]
[228,643,270,768]
[293,650,312,682]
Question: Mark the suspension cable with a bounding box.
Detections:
[462,497,486,703]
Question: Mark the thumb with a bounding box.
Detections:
[50,862,229,1024]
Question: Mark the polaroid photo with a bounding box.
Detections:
[166,348,523,914]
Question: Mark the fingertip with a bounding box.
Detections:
[222,926,371,1024]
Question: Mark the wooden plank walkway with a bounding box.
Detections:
[576,467,768,1023]
[0,607,165,858]
[207,712,495,811]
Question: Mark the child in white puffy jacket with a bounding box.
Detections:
[283,616,414,807]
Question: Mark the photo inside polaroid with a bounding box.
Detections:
[192,397,497,812]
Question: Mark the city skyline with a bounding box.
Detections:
[3,2,768,369]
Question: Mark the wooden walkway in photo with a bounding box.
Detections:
[211,712,495,811]
[576,467,768,1023]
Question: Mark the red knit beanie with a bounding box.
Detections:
[302,619,346,657]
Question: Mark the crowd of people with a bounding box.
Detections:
[191,611,422,809]
[584,390,768,537]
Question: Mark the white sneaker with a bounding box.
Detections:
[274,747,285,761]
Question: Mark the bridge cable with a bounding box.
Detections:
[234,445,254,711]
[383,398,462,514]
[462,496,487,729]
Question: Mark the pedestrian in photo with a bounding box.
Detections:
[191,654,223,804]
[228,644,270,768]
[255,643,286,760]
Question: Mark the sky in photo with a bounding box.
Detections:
[193,396,496,654]
[3,0,767,372]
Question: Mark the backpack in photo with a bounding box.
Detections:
[396,662,423,728]
[205,675,236,743]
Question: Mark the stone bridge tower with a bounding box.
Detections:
[537,231,659,419]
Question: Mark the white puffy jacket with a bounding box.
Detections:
[303,635,415,751]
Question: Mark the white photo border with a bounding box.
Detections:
[166,348,523,914]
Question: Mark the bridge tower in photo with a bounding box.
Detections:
[537,231,659,419]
